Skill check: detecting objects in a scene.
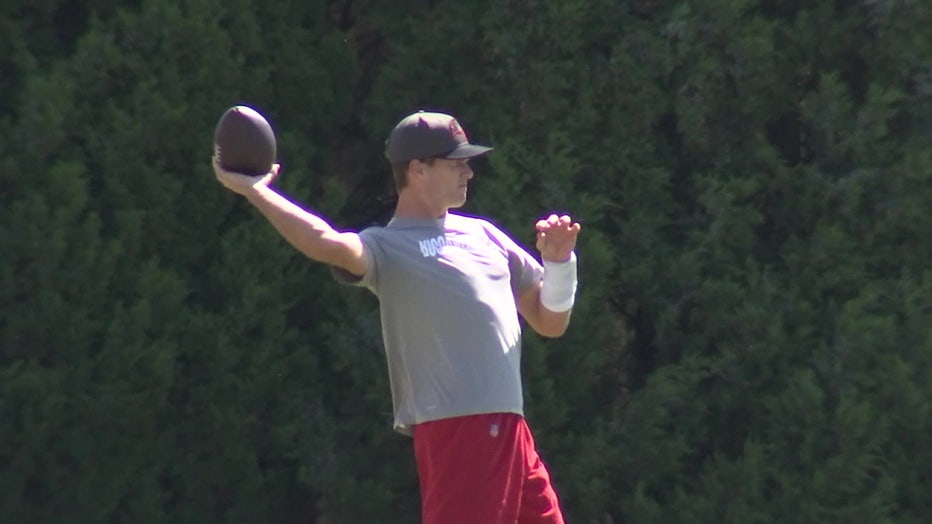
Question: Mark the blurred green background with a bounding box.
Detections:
[2,1,931,522]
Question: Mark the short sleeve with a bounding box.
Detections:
[480,220,544,295]
[330,228,379,291]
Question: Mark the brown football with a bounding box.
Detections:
[213,105,277,176]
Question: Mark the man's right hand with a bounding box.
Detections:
[212,154,280,197]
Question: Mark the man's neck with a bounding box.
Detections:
[394,191,448,220]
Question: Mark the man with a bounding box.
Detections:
[213,110,580,524]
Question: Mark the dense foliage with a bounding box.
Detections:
[2,1,930,522]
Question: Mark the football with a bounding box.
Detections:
[213,105,277,176]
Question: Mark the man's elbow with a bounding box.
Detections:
[535,311,571,338]
[537,326,568,338]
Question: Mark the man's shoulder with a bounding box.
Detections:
[358,221,395,238]
[447,212,500,232]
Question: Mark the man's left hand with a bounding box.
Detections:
[535,214,581,262]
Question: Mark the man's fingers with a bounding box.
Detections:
[538,214,579,232]
[266,163,282,184]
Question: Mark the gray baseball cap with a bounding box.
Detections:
[385,110,493,163]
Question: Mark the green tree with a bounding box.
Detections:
[2,0,930,522]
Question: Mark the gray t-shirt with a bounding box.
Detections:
[335,212,544,435]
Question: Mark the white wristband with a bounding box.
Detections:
[540,252,578,312]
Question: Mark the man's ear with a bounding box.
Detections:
[409,159,426,180]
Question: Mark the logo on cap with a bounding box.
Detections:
[449,118,467,141]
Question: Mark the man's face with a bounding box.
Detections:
[419,157,474,209]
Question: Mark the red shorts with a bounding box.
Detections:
[412,413,565,524]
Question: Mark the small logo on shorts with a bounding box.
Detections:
[489,424,499,438]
